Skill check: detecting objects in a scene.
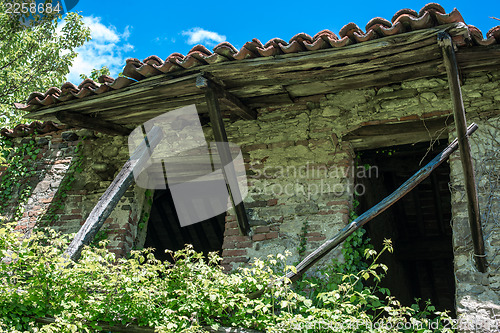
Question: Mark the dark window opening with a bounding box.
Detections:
[356,140,456,316]
[144,188,226,262]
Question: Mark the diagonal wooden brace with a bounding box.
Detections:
[64,126,163,261]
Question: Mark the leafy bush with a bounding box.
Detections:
[0,224,454,332]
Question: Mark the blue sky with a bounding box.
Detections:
[66,0,500,82]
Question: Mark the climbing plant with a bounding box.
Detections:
[0,136,39,221]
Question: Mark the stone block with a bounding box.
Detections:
[62,131,79,142]
[401,78,447,90]
[295,202,319,215]
[322,106,341,117]
[380,97,419,110]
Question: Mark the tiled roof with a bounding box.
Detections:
[7,3,500,121]
[1,121,68,138]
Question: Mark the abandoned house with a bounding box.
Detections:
[0,3,499,331]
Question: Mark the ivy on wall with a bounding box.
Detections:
[0,136,39,221]
[0,134,86,228]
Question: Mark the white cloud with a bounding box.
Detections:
[66,16,134,83]
[182,28,226,46]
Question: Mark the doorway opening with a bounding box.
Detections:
[356,140,456,315]
[144,188,226,262]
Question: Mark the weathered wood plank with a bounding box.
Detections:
[96,95,208,121]
[344,117,452,150]
[198,76,251,235]
[226,42,442,89]
[56,111,131,136]
[456,44,500,72]
[64,126,163,261]
[207,27,450,84]
[285,57,444,97]
[439,32,487,272]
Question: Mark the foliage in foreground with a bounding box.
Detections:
[0,224,454,332]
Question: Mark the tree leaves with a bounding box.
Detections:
[0,5,90,128]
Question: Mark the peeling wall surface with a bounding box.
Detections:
[1,70,499,330]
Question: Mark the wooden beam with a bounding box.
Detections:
[56,111,131,136]
[197,75,256,120]
[196,75,251,235]
[456,44,500,73]
[25,74,201,120]
[438,32,487,273]
[64,126,163,261]
[344,117,452,150]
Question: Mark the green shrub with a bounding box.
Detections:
[0,224,454,332]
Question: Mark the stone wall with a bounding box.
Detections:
[449,115,500,331]
[0,129,79,232]
[220,104,355,271]
[0,128,150,257]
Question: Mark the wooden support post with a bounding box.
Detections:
[56,111,131,136]
[438,32,487,272]
[64,126,163,261]
[196,75,251,235]
[248,124,479,299]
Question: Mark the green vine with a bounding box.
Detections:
[138,189,153,231]
[338,198,373,274]
[297,219,309,260]
[0,136,40,222]
[294,196,375,304]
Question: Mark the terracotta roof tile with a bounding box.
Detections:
[0,121,68,138]
[9,2,500,119]
[391,9,418,23]
[419,3,446,16]
[257,38,285,56]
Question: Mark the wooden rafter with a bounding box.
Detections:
[197,75,257,120]
[196,75,251,235]
[438,32,487,272]
[56,110,131,136]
